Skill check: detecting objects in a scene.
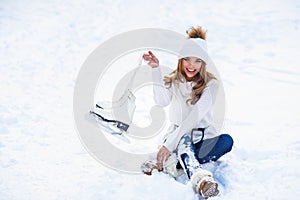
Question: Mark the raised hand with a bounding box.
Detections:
[143,51,159,68]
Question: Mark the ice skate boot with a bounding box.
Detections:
[191,170,219,198]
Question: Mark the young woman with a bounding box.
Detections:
[142,27,234,198]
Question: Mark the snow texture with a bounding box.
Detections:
[1,0,300,199]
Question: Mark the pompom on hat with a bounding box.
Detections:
[178,26,210,64]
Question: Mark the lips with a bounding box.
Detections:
[185,67,197,76]
[186,68,196,72]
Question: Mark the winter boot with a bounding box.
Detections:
[190,170,219,198]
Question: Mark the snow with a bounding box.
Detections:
[1,0,300,199]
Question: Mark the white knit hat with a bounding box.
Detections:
[178,38,209,64]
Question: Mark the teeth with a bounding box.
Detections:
[187,68,195,72]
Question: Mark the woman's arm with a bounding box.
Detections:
[152,67,172,107]
[143,51,172,107]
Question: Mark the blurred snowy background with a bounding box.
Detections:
[1,0,300,199]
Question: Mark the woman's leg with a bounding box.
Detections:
[177,134,219,197]
[177,134,202,179]
[194,134,233,164]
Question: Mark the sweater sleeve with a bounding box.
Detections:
[152,67,172,107]
[163,81,218,152]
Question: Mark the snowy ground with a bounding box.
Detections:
[1,0,300,199]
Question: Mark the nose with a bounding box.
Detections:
[187,61,195,68]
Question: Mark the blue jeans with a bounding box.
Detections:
[176,134,233,176]
[194,134,233,164]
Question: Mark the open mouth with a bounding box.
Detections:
[186,68,196,72]
[185,67,197,76]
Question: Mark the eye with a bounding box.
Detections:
[184,57,190,61]
[196,59,202,63]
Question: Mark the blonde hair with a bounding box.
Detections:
[163,26,216,105]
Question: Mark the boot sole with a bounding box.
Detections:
[199,180,219,198]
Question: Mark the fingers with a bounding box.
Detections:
[148,51,155,57]
[143,51,159,68]
[142,54,150,61]
[164,152,170,162]
[157,154,170,171]
[148,51,159,62]
[142,54,154,64]
[143,51,156,60]
[156,149,170,165]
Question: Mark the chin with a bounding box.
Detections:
[184,72,197,79]
[183,71,200,82]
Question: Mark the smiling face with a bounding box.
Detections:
[181,57,203,81]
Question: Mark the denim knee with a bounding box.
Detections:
[219,134,234,153]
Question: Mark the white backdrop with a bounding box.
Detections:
[0,0,299,199]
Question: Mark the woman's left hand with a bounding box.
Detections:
[156,146,171,169]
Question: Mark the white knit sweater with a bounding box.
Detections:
[152,67,219,152]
